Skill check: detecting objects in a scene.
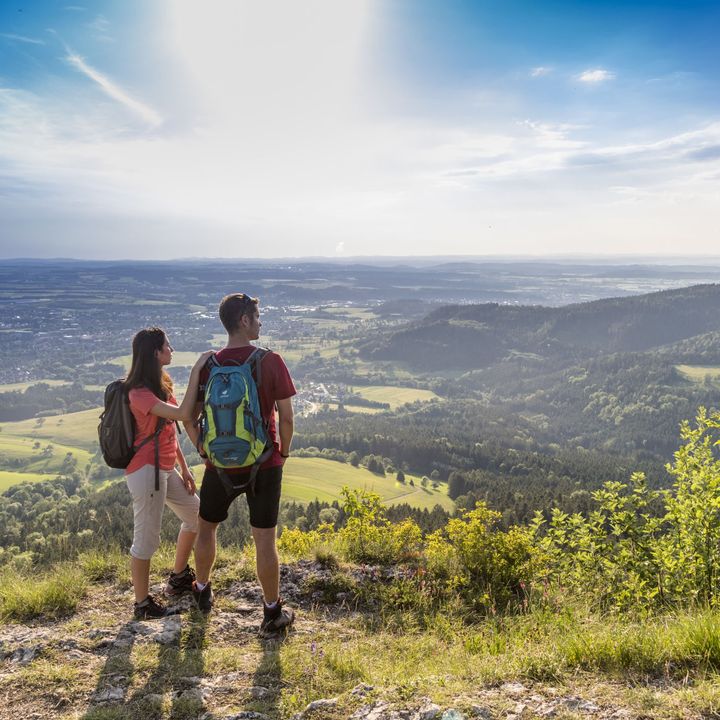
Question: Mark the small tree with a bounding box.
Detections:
[396,469,406,484]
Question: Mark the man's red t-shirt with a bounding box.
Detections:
[198,346,296,474]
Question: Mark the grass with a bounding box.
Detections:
[261,338,343,365]
[78,547,128,582]
[322,401,385,415]
[282,457,455,511]
[188,457,454,511]
[0,379,71,392]
[676,364,720,384]
[0,434,93,472]
[0,469,62,491]
[349,385,440,410]
[108,351,205,372]
[5,548,720,718]
[0,407,101,449]
[0,563,87,621]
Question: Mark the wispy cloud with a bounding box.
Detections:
[86,14,113,42]
[64,51,162,127]
[87,14,110,33]
[530,66,551,77]
[0,33,45,45]
[577,69,615,84]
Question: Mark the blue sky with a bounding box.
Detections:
[0,1,719,259]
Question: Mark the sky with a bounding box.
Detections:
[0,0,719,259]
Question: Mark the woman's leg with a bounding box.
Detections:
[126,465,166,602]
[131,557,151,602]
[165,468,200,572]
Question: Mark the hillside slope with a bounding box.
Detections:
[360,283,720,371]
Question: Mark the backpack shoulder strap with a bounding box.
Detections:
[245,347,270,389]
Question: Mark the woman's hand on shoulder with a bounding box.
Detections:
[193,350,215,371]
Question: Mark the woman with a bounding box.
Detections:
[124,327,212,619]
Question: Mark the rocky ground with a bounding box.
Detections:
[0,562,711,719]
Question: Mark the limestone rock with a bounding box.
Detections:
[93,686,125,703]
[351,683,375,696]
[441,711,465,720]
[305,697,339,712]
[417,703,442,720]
[350,701,392,720]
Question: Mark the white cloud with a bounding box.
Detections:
[0,1,718,258]
[577,69,615,84]
[0,33,45,45]
[64,51,162,127]
[530,67,551,77]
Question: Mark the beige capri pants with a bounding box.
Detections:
[126,465,200,560]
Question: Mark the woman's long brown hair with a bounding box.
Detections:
[124,327,174,400]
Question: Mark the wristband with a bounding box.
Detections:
[280,453,290,458]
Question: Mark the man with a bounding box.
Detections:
[186,292,296,636]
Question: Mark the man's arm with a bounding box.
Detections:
[276,397,294,457]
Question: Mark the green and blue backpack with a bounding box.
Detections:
[198,348,274,495]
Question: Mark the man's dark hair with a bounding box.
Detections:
[219,293,259,334]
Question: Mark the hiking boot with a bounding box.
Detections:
[192,581,213,614]
[133,594,177,620]
[259,599,295,637]
[165,564,196,596]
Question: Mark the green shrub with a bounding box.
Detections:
[425,503,541,615]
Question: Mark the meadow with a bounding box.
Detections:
[108,351,203,371]
[349,385,439,410]
[0,379,70,393]
[189,456,453,511]
[676,364,720,384]
[0,470,60,492]
[0,408,101,451]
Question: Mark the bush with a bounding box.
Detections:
[426,503,541,615]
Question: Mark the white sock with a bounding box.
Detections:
[195,581,207,592]
[264,599,279,610]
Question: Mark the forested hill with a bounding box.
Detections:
[360,283,720,370]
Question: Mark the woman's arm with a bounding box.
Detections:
[175,442,196,494]
[149,350,214,423]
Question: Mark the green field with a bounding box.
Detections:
[676,364,720,383]
[0,435,93,472]
[323,401,384,415]
[0,379,71,393]
[350,385,440,410]
[108,350,204,371]
[191,457,454,511]
[0,470,60,491]
[0,408,101,450]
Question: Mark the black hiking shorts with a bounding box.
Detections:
[199,465,282,528]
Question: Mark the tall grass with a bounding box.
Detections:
[0,563,87,621]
